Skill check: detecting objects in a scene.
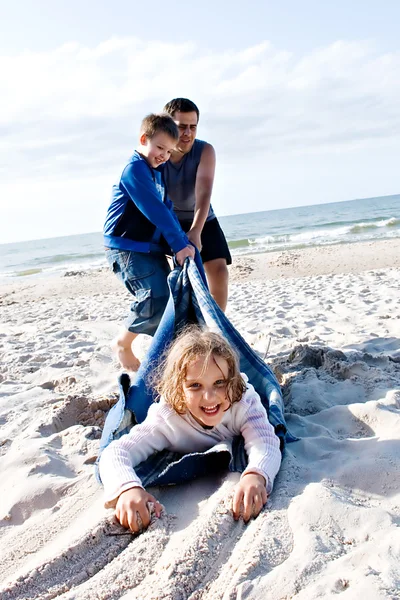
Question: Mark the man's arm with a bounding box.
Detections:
[188,143,216,250]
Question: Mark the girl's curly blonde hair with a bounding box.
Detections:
[153,325,246,414]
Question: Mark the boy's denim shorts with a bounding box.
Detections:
[105,248,171,336]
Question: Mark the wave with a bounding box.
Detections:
[228,235,290,250]
[228,215,400,256]
[32,251,105,266]
[350,217,399,233]
[249,235,287,245]
[0,257,107,282]
[293,215,399,231]
[228,238,251,249]
[16,268,43,277]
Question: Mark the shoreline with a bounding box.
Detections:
[229,237,400,282]
[1,238,400,302]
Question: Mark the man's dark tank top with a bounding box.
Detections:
[163,139,215,222]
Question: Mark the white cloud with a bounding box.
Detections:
[0,37,399,242]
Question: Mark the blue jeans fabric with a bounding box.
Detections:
[105,248,171,336]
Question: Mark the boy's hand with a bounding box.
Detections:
[232,473,268,522]
[115,487,162,532]
[176,245,195,266]
[187,228,202,252]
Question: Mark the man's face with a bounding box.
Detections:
[172,111,198,154]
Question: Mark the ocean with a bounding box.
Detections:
[1,194,399,282]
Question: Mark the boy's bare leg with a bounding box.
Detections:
[112,329,141,371]
[204,258,229,312]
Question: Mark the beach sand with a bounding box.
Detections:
[0,239,399,599]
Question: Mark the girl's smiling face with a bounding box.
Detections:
[182,354,231,427]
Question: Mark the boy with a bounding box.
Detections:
[104,113,195,371]
[163,98,231,311]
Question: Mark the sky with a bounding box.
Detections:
[1,0,399,243]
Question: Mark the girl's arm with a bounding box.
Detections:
[239,387,282,491]
[99,403,171,529]
[232,386,282,521]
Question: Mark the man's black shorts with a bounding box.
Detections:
[179,217,232,265]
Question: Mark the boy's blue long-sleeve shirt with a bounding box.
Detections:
[104,151,189,254]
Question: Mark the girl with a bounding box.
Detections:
[99,326,282,533]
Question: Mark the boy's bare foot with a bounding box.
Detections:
[113,342,141,372]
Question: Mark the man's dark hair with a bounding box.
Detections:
[140,113,179,140]
[163,98,200,122]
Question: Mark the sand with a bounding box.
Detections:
[0,239,399,599]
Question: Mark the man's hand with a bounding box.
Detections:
[115,487,162,532]
[175,244,195,266]
[232,473,268,522]
[187,228,202,252]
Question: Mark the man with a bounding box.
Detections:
[163,98,231,311]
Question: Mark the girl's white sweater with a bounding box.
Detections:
[99,379,282,507]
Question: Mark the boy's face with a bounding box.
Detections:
[182,354,231,427]
[171,111,198,155]
[139,132,177,168]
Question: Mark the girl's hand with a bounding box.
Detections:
[115,487,162,532]
[232,473,268,522]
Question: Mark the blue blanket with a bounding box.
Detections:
[97,255,296,487]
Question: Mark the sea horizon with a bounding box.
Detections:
[1,192,399,247]
[0,193,399,281]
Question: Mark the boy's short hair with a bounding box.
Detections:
[163,98,200,122]
[140,113,179,141]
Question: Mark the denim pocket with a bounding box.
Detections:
[111,260,120,274]
[124,252,156,281]
[106,250,157,281]
[130,288,153,319]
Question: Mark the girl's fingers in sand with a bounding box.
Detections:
[115,505,129,530]
[116,503,144,533]
[137,504,151,530]
[151,499,163,518]
[250,489,268,519]
[232,473,268,522]
[242,489,256,522]
[115,502,136,531]
[126,508,141,532]
[115,488,162,532]
[232,487,244,521]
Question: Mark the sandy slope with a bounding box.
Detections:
[0,243,399,599]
